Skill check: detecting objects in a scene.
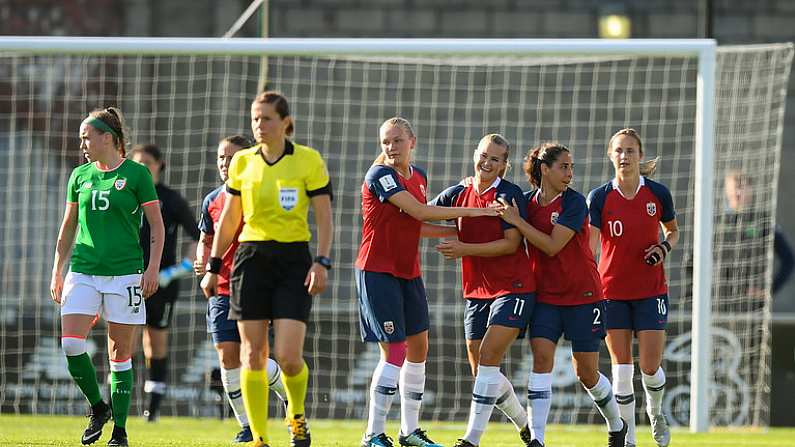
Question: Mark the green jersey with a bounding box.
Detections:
[66,159,159,276]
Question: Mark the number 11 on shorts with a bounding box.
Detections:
[513,298,525,316]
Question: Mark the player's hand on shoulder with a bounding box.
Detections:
[472,205,500,218]
[50,271,63,304]
[200,272,217,299]
[141,267,159,298]
[495,197,520,224]
[304,264,328,296]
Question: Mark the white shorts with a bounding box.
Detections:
[61,272,146,325]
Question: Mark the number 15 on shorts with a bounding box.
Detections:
[126,286,142,307]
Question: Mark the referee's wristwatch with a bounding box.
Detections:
[314,256,333,270]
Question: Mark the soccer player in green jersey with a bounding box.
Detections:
[49,107,165,447]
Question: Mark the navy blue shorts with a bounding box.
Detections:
[604,294,669,331]
[464,293,535,340]
[207,295,241,344]
[356,269,430,343]
[529,301,606,352]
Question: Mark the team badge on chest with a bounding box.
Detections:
[550,211,559,225]
[646,202,657,216]
[114,178,127,190]
[279,188,298,211]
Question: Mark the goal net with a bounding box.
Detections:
[0,39,791,428]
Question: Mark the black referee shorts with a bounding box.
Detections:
[145,280,179,329]
[229,241,313,322]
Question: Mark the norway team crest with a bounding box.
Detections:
[646,202,657,216]
[279,188,298,211]
[550,211,559,225]
[114,178,126,190]
[383,321,395,335]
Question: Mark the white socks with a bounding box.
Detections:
[585,372,623,432]
[220,367,249,427]
[463,365,501,445]
[399,360,425,436]
[613,363,636,444]
[266,358,286,399]
[494,372,527,431]
[366,360,400,437]
[642,367,666,417]
[527,372,552,443]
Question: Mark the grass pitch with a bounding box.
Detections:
[0,415,792,446]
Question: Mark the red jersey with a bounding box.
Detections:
[355,164,427,279]
[526,188,602,306]
[429,177,534,299]
[587,177,676,301]
[199,185,243,296]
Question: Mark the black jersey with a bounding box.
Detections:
[139,183,200,268]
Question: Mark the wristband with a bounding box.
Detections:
[207,257,223,274]
[660,240,672,254]
[314,256,332,270]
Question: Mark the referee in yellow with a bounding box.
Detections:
[201,91,332,447]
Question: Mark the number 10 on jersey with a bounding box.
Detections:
[607,220,623,237]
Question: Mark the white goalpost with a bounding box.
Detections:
[0,37,790,433]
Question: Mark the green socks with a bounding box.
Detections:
[66,353,103,406]
[110,368,134,428]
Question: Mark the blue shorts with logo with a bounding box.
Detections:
[604,294,669,331]
[206,295,241,344]
[529,301,606,352]
[356,269,430,343]
[464,293,535,340]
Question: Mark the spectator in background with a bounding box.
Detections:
[718,169,793,306]
[130,144,200,422]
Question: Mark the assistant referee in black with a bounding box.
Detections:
[131,143,200,422]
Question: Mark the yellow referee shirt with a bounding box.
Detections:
[226,140,331,243]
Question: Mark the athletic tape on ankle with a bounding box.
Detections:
[109,357,132,372]
[61,336,87,356]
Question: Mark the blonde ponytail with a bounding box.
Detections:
[608,128,660,178]
[639,156,660,177]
